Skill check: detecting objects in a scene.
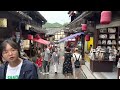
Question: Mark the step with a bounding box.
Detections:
[81,65,96,79]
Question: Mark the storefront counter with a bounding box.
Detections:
[90,59,114,72]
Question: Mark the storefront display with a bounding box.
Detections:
[117,59,120,79]
[90,26,120,72]
[89,45,116,72]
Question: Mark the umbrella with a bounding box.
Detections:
[58,32,84,43]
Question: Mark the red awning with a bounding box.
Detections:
[32,38,50,45]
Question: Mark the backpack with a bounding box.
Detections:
[74,54,81,68]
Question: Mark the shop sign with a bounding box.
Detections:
[0,18,7,27]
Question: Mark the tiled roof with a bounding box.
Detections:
[45,28,63,35]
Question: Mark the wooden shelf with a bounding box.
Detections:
[98,44,117,46]
[98,39,116,40]
[99,32,117,34]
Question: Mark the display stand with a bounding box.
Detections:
[118,68,120,79]
[90,59,114,72]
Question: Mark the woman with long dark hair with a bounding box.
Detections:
[63,48,73,79]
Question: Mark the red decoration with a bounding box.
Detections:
[85,34,90,41]
[100,11,112,24]
[28,34,33,40]
[35,34,41,39]
[82,24,87,31]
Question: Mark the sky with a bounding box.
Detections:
[39,11,70,25]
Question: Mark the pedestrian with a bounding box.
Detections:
[73,48,82,79]
[63,48,73,79]
[36,48,43,72]
[89,45,93,53]
[0,39,39,79]
[51,49,60,74]
[36,54,43,73]
[43,45,51,75]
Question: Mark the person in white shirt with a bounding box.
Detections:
[72,48,82,79]
[51,49,60,74]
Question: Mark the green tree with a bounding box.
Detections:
[43,22,63,28]
[62,22,69,27]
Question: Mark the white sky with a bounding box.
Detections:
[39,11,70,25]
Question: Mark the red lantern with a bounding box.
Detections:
[28,34,33,40]
[35,34,40,39]
[100,11,112,24]
[85,34,90,41]
[82,24,87,31]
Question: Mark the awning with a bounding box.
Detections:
[29,34,50,45]
[58,32,84,43]
[32,38,50,45]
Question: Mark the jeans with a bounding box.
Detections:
[43,61,50,73]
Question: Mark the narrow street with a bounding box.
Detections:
[39,57,87,79]
[0,11,119,79]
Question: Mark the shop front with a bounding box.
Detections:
[89,11,120,75]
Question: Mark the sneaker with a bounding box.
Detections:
[40,72,43,74]
[42,72,46,75]
[46,72,49,75]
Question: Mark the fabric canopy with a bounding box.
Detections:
[32,38,50,45]
[58,32,84,43]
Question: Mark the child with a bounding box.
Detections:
[35,54,43,73]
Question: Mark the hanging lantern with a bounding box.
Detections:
[100,11,112,24]
[35,34,40,39]
[28,34,33,40]
[85,34,90,41]
[82,24,87,31]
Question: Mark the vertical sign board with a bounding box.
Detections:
[0,18,7,27]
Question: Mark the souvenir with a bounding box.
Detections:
[107,40,112,45]
[109,34,115,39]
[112,40,116,44]
[98,40,101,44]
[108,28,116,33]
[118,47,120,50]
[102,40,106,44]
[100,28,107,33]
[118,41,120,45]
[99,34,107,39]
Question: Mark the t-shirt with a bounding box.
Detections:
[44,48,50,61]
[73,53,82,62]
[52,52,59,63]
[6,60,23,79]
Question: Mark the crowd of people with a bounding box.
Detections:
[0,39,83,79]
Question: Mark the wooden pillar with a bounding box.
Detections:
[93,24,99,49]
[81,33,85,60]
[118,68,120,79]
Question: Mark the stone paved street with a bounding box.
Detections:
[39,59,87,79]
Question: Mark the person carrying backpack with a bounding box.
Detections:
[73,48,82,79]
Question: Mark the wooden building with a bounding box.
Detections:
[0,11,47,58]
[67,11,120,76]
